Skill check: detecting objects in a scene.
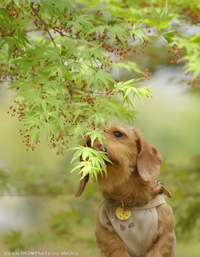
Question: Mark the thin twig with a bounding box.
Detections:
[30,3,63,64]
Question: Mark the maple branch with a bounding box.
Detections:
[30,3,63,64]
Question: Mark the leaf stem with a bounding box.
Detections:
[30,2,63,64]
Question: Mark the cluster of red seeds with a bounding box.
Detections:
[0,64,10,81]
[185,73,200,87]
[49,119,107,155]
[7,97,72,153]
[0,2,26,41]
[7,100,41,151]
[49,131,69,155]
[144,68,151,77]
[3,2,25,19]
[168,44,182,64]
[29,3,81,38]
[183,9,200,24]
[101,38,149,64]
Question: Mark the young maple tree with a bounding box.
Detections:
[0,0,200,179]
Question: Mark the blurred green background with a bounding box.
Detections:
[0,65,200,256]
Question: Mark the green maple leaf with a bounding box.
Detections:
[145,3,175,31]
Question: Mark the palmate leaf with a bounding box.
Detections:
[75,14,95,30]
[163,31,175,43]
[114,79,152,107]
[81,47,106,67]
[94,69,115,84]
[172,32,200,81]
[53,0,78,12]
[112,61,144,75]
[59,39,79,59]
[82,67,115,86]
[133,87,152,102]
[184,55,200,80]
[106,3,140,19]
[70,145,112,180]
[128,23,151,42]
[144,3,175,31]
[109,24,129,46]
[98,97,136,122]
[87,23,128,46]
[40,0,60,18]
[114,79,150,96]
[90,130,105,147]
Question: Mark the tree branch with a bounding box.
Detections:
[30,3,63,64]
